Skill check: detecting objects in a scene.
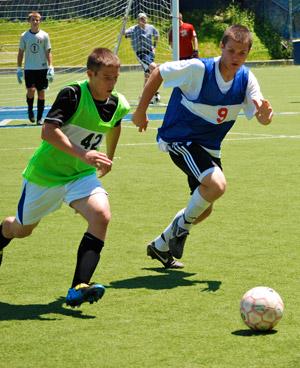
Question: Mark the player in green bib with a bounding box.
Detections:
[0,48,130,307]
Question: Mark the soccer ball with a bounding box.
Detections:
[240,286,284,331]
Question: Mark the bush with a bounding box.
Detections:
[184,2,292,60]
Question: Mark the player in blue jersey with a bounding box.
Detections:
[132,25,273,269]
[125,12,160,104]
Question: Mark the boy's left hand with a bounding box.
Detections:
[47,66,55,83]
[253,99,273,125]
[97,164,112,178]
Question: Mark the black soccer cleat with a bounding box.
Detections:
[28,110,35,123]
[147,242,184,269]
[0,250,3,267]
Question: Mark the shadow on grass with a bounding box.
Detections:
[0,296,96,321]
[232,329,278,337]
[106,268,221,292]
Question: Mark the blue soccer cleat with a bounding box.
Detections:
[66,282,105,307]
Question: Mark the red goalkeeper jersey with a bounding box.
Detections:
[169,22,197,59]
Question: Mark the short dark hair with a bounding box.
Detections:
[87,48,120,72]
[221,25,253,50]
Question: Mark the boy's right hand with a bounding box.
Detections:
[132,110,149,132]
[16,68,23,84]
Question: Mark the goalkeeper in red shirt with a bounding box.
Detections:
[169,13,199,60]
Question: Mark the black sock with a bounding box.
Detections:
[37,99,45,121]
[71,232,104,288]
[27,97,34,111]
[0,223,12,250]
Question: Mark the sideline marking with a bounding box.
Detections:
[1,109,300,128]
[0,132,299,152]
[0,119,12,126]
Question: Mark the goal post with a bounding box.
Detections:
[114,0,135,55]
[171,0,180,61]
[0,0,179,109]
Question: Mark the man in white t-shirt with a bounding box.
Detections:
[17,12,54,125]
[132,25,273,269]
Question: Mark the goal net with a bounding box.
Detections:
[0,0,173,115]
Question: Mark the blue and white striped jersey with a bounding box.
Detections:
[125,24,159,53]
[158,57,263,157]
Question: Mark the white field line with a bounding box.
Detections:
[226,132,300,140]
[0,119,12,126]
[122,125,300,140]
[0,131,299,152]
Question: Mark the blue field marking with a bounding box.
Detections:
[0,106,165,128]
[0,106,50,120]
[0,106,299,129]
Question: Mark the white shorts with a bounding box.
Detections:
[16,173,107,225]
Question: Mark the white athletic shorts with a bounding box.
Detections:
[16,173,107,225]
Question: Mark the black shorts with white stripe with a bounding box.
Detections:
[168,142,222,193]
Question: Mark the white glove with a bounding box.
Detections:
[16,67,23,84]
[47,66,54,83]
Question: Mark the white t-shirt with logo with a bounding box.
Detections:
[19,29,51,70]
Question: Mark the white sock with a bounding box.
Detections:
[154,209,185,251]
[154,190,211,250]
[178,189,211,231]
